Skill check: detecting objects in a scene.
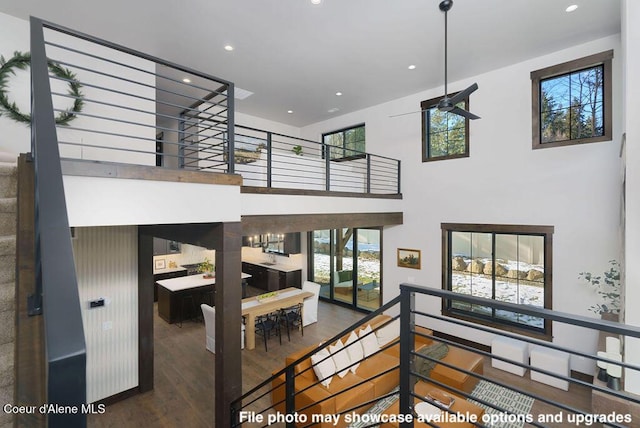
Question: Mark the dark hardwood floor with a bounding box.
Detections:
[88,293,596,428]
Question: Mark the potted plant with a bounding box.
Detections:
[198,258,215,279]
[292,145,303,156]
[579,260,621,319]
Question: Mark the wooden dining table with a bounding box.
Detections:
[241,287,313,350]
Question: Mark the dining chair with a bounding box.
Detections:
[280,303,304,341]
[200,304,245,353]
[302,280,321,326]
[255,312,282,352]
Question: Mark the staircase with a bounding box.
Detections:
[0,157,17,428]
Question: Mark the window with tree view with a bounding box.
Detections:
[421,95,469,162]
[441,223,553,340]
[323,124,365,161]
[532,50,612,149]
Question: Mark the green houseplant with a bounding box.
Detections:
[198,258,215,279]
[292,145,303,156]
[579,260,621,315]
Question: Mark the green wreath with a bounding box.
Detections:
[0,51,84,126]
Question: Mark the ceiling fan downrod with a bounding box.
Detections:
[439,0,452,102]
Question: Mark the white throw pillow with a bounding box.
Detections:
[310,347,335,387]
[329,339,351,378]
[344,331,362,374]
[359,324,380,357]
[376,319,400,347]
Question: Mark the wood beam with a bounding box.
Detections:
[214,222,242,427]
[241,212,403,235]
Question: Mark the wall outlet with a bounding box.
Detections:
[102,321,112,331]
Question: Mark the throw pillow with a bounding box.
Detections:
[359,324,380,357]
[310,347,336,387]
[376,318,400,347]
[329,339,351,378]
[344,331,363,374]
[414,342,449,378]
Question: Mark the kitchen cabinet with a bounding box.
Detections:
[153,269,187,301]
[153,238,181,256]
[242,262,302,291]
[241,232,301,255]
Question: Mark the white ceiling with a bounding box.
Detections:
[0,0,621,127]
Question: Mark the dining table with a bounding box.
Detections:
[241,287,313,350]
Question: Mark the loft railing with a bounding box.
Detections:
[232,284,640,428]
[30,17,87,427]
[32,19,235,173]
[178,122,401,194]
[225,125,401,194]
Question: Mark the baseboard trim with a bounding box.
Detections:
[95,387,139,406]
[433,330,491,353]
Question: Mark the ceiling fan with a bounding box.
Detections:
[391,0,480,119]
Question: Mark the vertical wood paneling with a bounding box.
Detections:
[72,226,138,403]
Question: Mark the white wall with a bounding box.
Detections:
[622,0,640,394]
[72,226,138,403]
[302,35,622,374]
[0,12,155,164]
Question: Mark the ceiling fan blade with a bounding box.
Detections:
[449,106,480,120]
[448,82,479,105]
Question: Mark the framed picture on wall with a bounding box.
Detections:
[154,258,166,270]
[397,248,421,269]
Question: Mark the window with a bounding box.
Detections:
[531,50,613,149]
[421,95,470,162]
[323,124,365,161]
[441,223,553,340]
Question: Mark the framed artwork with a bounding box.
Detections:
[154,258,166,270]
[397,248,421,269]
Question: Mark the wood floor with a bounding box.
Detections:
[88,298,596,428]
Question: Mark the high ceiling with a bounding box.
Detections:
[0,0,621,127]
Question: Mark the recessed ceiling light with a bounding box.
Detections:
[565,4,578,12]
[287,110,293,114]
[311,0,322,4]
[335,92,342,96]
[182,78,191,83]
[224,45,234,51]
[408,65,416,70]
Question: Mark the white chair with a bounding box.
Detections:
[302,281,321,327]
[200,304,245,353]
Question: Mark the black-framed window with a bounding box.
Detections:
[322,124,365,161]
[531,50,613,149]
[441,223,554,340]
[421,95,470,162]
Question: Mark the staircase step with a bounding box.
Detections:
[0,199,16,236]
[0,236,15,257]
[0,282,13,313]
[0,309,13,346]
[0,342,13,388]
[0,163,16,199]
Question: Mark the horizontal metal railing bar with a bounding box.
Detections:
[415,308,640,375]
[46,40,230,96]
[41,18,233,86]
[402,283,640,338]
[50,73,219,121]
[50,91,209,137]
[47,57,227,108]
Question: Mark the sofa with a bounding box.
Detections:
[271,314,483,428]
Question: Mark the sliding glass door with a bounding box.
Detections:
[309,228,381,311]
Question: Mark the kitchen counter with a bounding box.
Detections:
[157,272,251,292]
[156,272,252,324]
[153,266,187,275]
[241,259,302,273]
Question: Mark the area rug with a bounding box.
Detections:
[347,381,534,428]
[468,380,535,428]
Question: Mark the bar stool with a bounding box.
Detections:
[178,293,197,328]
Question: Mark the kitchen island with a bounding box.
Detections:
[156,272,251,324]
